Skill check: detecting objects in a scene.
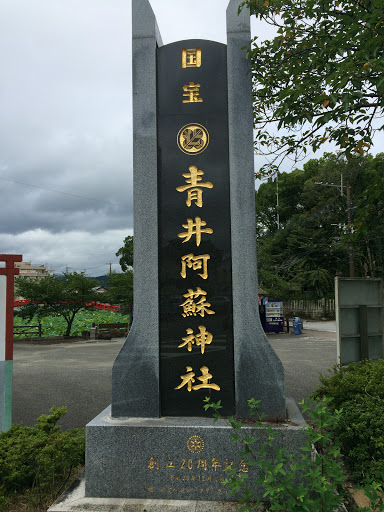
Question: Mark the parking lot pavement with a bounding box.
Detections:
[12,329,337,430]
[12,339,124,430]
[302,320,336,332]
[268,329,337,405]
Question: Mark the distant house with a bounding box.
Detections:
[15,262,51,280]
[93,285,108,293]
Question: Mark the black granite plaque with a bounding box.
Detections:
[157,40,234,416]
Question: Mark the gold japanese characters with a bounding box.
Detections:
[182,82,203,103]
[182,47,201,68]
[175,366,220,392]
[178,327,213,354]
[178,217,213,247]
[179,288,215,318]
[180,254,210,280]
[148,455,248,474]
[173,47,220,394]
[146,434,249,489]
[176,166,213,208]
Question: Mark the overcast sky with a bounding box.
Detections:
[0,1,382,276]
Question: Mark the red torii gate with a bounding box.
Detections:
[0,254,22,431]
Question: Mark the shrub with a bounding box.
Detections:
[0,406,85,509]
[312,359,384,483]
[334,396,384,482]
[313,359,384,409]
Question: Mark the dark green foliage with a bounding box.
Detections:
[336,396,384,482]
[256,152,384,299]
[0,407,84,509]
[105,271,133,312]
[343,155,384,277]
[116,235,133,271]
[313,358,384,408]
[313,359,384,483]
[240,0,384,176]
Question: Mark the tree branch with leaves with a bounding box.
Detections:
[115,236,133,271]
[240,0,384,176]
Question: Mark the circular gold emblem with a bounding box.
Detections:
[187,435,205,453]
[177,123,209,155]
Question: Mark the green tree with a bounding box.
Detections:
[255,153,383,298]
[105,271,133,313]
[116,236,133,271]
[342,152,384,276]
[15,272,99,336]
[240,0,384,175]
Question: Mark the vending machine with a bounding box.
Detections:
[261,300,284,333]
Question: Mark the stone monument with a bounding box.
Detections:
[52,1,306,508]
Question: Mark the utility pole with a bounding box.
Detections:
[346,183,355,277]
[315,173,344,196]
[276,172,280,229]
[314,173,355,277]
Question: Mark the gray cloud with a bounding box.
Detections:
[0,0,134,274]
[0,228,132,275]
[0,0,383,275]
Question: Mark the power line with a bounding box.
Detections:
[0,176,129,207]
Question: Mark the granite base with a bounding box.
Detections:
[48,474,256,511]
[84,398,306,503]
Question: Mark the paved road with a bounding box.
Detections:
[12,329,337,430]
[13,340,123,430]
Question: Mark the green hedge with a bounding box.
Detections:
[314,358,384,407]
[0,407,84,510]
[336,396,384,481]
[313,359,384,483]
